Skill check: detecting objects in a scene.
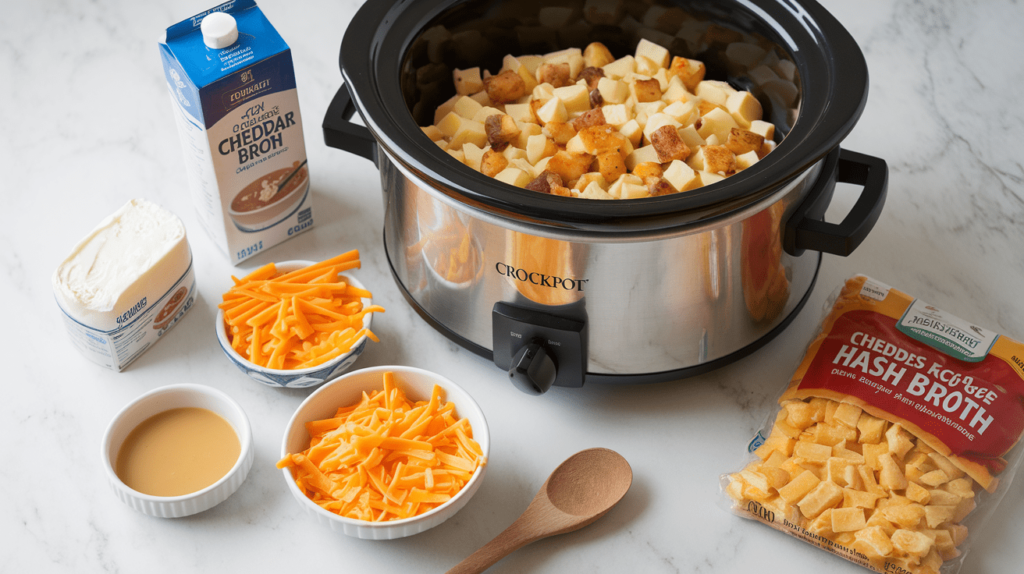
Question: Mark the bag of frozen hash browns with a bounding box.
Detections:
[721,275,1024,573]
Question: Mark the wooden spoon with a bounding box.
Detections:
[447,448,632,574]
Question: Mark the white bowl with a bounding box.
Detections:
[216,260,374,388]
[280,366,489,539]
[101,384,254,518]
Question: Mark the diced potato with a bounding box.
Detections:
[484,114,521,148]
[634,55,660,77]
[666,56,705,91]
[537,63,571,88]
[553,85,590,114]
[580,180,614,200]
[448,118,488,149]
[635,38,671,69]
[661,76,689,104]
[524,170,563,194]
[662,160,700,193]
[526,135,558,165]
[488,69,529,104]
[545,151,593,182]
[453,67,484,96]
[619,119,643,148]
[625,145,660,171]
[572,107,606,131]
[514,122,543,149]
[536,97,568,124]
[726,90,763,128]
[504,102,536,124]
[494,167,531,188]
[532,82,556,104]
[433,94,459,125]
[735,150,759,171]
[677,125,706,149]
[854,526,894,558]
[597,151,626,183]
[577,125,630,155]
[642,112,683,142]
[632,162,663,180]
[649,125,690,163]
[421,125,443,141]
[583,42,615,68]
[597,77,629,104]
[462,143,487,172]
[471,106,503,123]
[749,119,775,140]
[892,529,934,558]
[696,107,740,142]
[543,122,577,145]
[446,148,466,163]
[798,480,844,519]
[608,174,649,199]
[631,78,662,103]
[886,424,915,460]
[469,91,491,106]
[696,80,736,106]
[502,145,528,162]
[832,507,867,533]
[662,100,698,126]
[602,55,636,80]
[481,146,509,175]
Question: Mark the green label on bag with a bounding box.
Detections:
[896,299,998,363]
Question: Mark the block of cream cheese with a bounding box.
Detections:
[53,199,196,371]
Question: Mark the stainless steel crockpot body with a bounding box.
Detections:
[324,0,888,391]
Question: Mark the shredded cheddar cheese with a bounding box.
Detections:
[218,250,383,370]
[277,372,487,522]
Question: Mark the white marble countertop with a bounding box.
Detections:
[4,0,1023,572]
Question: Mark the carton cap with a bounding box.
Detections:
[201,12,238,49]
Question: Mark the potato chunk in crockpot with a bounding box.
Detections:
[425,39,780,199]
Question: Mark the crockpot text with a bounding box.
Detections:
[495,262,588,291]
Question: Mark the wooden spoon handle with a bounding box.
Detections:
[445,516,539,574]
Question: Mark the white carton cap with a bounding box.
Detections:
[201,12,238,49]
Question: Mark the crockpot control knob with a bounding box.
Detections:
[509,340,557,395]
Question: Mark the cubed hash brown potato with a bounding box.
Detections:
[537,63,571,88]
[650,125,690,163]
[578,66,605,89]
[484,114,521,149]
[485,70,527,103]
[632,78,662,103]
[480,149,509,177]
[425,38,779,198]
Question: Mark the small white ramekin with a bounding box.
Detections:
[280,366,489,539]
[216,260,375,388]
[101,384,254,518]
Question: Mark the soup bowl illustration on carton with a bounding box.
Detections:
[227,162,309,232]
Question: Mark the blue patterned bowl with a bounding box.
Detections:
[215,261,374,388]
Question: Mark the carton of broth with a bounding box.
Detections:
[159,0,312,265]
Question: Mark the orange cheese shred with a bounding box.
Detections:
[277,372,487,522]
[220,251,383,370]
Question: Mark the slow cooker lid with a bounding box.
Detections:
[340,0,868,229]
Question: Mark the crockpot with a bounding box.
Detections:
[323,0,888,393]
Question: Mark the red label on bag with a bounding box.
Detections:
[800,310,1024,474]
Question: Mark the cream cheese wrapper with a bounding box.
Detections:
[53,199,197,372]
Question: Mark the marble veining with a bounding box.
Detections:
[2,0,1023,572]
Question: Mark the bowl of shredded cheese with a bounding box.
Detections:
[215,254,383,388]
[278,365,489,539]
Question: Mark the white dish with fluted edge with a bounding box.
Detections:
[101,384,254,518]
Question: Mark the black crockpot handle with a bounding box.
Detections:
[323,84,378,167]
[784,149,888,257]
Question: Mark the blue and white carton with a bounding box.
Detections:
[160,0,312,265]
